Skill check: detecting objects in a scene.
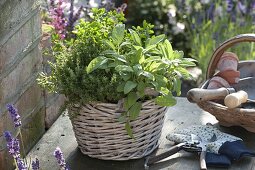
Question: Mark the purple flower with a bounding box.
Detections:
[6,137,20,158]
[116,3,127,13]
[49,0,67,39]
[54,147,69,170]
[226,0,234,12]
[16,158,28,170]
[237,1,246,14]
[4,131,27,170]
[6,104,21,127]
[4,131,12,142]
[32,158,40,170]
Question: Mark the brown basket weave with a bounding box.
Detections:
[69,100,167,160]
[197,34,255,133]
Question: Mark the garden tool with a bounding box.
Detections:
[187,77,255,107]
[166,124,255,168]
[191,133,217,170]
[144,134,202,169]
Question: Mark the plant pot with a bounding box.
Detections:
[217,52,239,72]
[207,76,230,89]
[69,100,167,160]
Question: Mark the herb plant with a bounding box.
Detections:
[86,20,196,136]
[38,8,195,137]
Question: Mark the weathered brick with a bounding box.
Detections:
[0,1,43,169]
[0,0,40,39]
[20,107,45,152]
[0,11,41,74]
[45,94,66,129]
[15,83,44,120]
[0,46,42,106]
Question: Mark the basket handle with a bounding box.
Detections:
[207,34,255,79]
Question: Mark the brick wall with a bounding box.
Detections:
[0,1,64,169]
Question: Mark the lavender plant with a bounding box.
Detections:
[54,147,69,170]
[4,104,69,170]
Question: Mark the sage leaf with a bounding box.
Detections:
[129,102,142,120]
[86,56,108,73]
[129,29,142,46]
[173,77,181,96]
[127,92,138,108]
[155,94,177,106]
[124,81,137,94]
[163,39,173,59]
[104,40,116,50]
[112,24,125,45]
[125,122,134,139]
[115,65,133,72]
[149,34,165,45]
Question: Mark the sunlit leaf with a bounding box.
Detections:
[129,29,142,46]
[115,65,133,72]
[112,24,125,45]
[148,34,165,45]
[86,56,108,73]
[155,94,177,106]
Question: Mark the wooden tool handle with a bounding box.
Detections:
[187,88,230,103]
[224,90,248,108]
[200,151,207,170]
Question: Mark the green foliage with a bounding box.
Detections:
[190,17,255,81]
[38,8,126,105]
[38,8,195,137]
[87,20,196,125]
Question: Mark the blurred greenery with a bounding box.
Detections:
[125,0,255,82]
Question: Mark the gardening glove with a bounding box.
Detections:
[205,152,231,168]
[166,124,241,154]
[218,140,255,161]
[166,124,255,166]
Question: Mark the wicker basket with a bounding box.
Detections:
[69,99,167,160]
[197,34,255,133]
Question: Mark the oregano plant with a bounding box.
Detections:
[87,21,196,137]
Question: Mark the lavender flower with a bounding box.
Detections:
[16,158,28,170]
[54,147,69,170]
[226,0,234,12]
[4,131,12,142]
[4,132,20,158]
[4,131,28,170]
[32,158,40,170]
[116,3,127,13]
[6,104,21,127]
[237,1,246,14]
[66,5,83,35]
